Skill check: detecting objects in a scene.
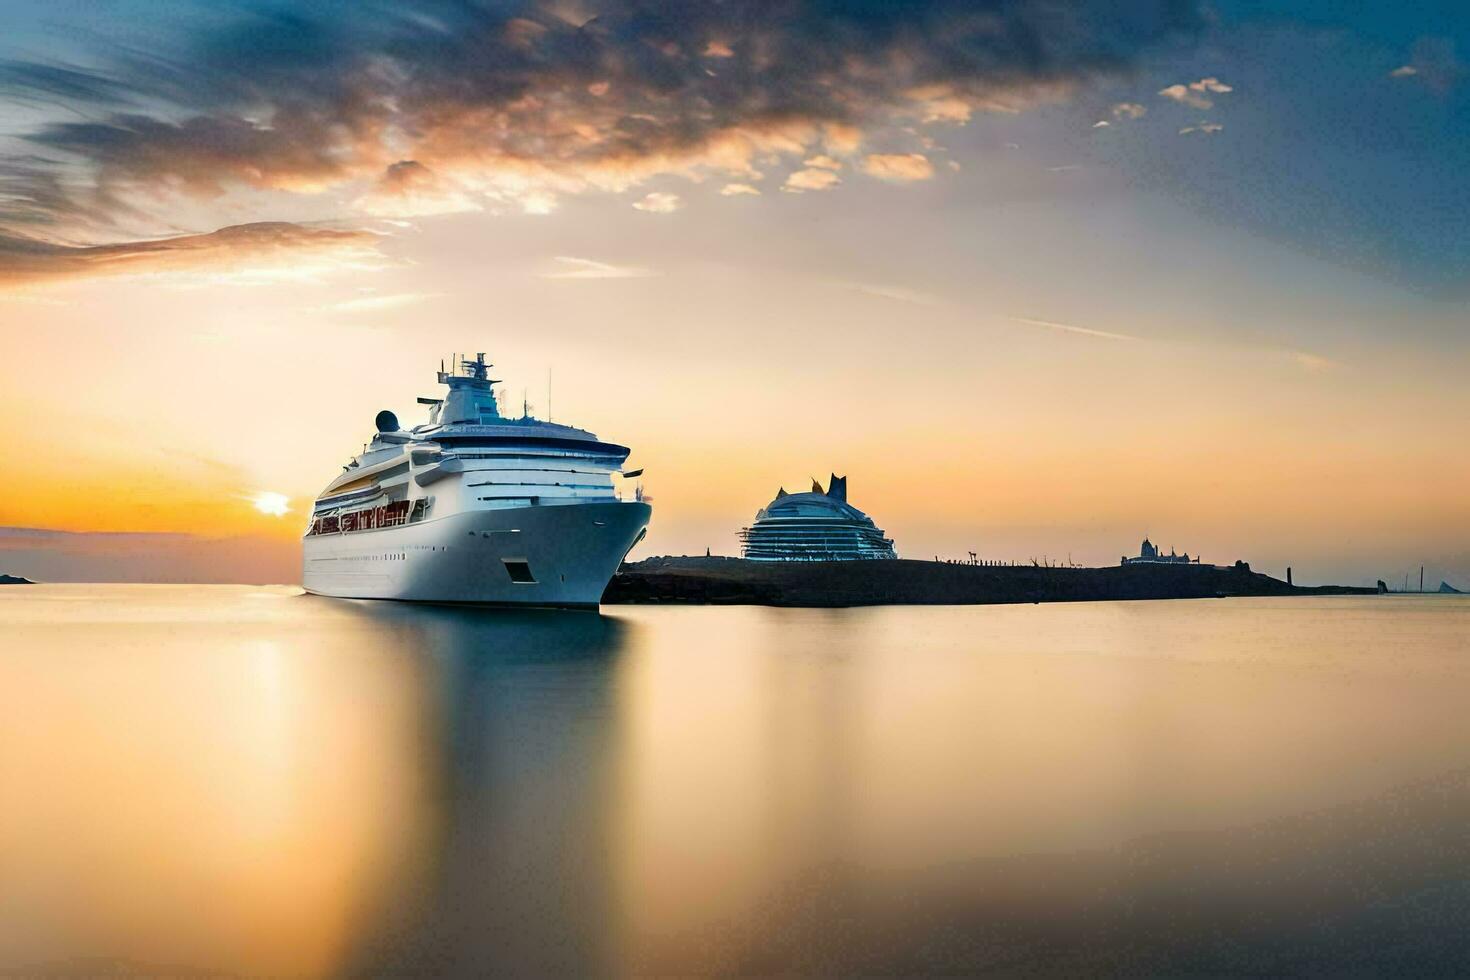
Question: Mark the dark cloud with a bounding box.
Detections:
[0,61,133,105]
[0,221,381,287]
[0,0,1201,240]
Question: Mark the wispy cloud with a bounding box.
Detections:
[538,256,659,280]
[1385,38,1463,93]
[803,155,843,170]
[0,222,386,291]
[1179,121,1224,135]
[720,183,762,196]
[843,282,942,306]
[1159,77,1233,110]
[352,161,482,218]
[632,192,682,214]
[784,168,842,192]
[1284,350,1338,372]
[1112,102,1148,119]
[316,292,440,314]
[1010,316,1140,342]
[861,153,935,182]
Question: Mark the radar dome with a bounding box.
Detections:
[375,410,400,433]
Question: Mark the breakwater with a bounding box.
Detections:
[603,556,1374,607]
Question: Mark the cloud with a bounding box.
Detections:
[0,222,385,290]
[844,282,942,306]
[1288,350,1337,372]
[1387,37,1463,93]
[1092,120,1111,128]
[1112,101,1148,119]
[1159,76,1233,109]
[316,291,439,314]
[719,182,761,196]
[1009,316,1140,342]
[538,256,658,279]
[784,168,842,192]
[861,153,935,181]
[631,191,682,213]
[1178,121,1223,134]
[0,0,1202,251]
[803,155,842,170]
[1158,84,1201,107]
[353,161,482,218]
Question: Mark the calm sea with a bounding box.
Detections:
[2,586,1468,976]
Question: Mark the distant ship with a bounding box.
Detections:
[302,354,650,607]
[739,474,896,561]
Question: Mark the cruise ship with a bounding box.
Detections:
[302,354,650,607]
[739,474,896,561]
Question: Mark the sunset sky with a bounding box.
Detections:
[1,0,1466,586]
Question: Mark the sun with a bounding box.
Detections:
[251,491,291,517]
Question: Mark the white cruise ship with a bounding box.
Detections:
[302,354,650,607]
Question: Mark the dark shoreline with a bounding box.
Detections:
[603,556,1376,607]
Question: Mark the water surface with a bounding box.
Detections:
[2,587,1468,975]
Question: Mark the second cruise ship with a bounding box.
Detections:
[302,354,650,607]
[739,474,896,561]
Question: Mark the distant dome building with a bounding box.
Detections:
[1122,537,1198,565]
[739,474,896,561]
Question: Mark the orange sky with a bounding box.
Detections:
[2,1,1467,587]
[2,199,1466,587]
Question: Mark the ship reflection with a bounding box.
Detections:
[328,601,633,977]
[0,590,634,978]
[10,593,1470,975]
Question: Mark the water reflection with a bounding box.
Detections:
[336,602,631,977]
[3,590,1470,975]
[0,589,632,978]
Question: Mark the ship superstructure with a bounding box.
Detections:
[302,354,650,607]
[739,474,896,561]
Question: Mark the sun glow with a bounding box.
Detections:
[252,492,291,517]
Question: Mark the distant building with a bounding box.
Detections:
[740,474,896,561]
[1121,537,1200,565]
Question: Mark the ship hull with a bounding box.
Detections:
[302,501,650,608]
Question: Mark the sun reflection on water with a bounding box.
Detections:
[3,589,1470,975]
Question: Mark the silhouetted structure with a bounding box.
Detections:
[607,556,1375,606]
[1121,538,1200,566]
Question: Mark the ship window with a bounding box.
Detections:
[503,559,537,584]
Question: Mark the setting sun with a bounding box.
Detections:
[251,492,290,517]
